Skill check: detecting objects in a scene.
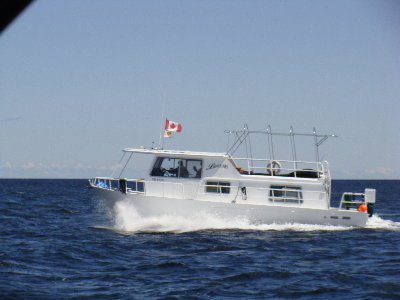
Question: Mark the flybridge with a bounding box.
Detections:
[225,124,337,164]
[122,148,227,158]
[121,125,338,180]
[124,125,337,161]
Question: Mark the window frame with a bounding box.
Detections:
[205,181,231,194]
[150,157,203,179]
[269,185,303,204]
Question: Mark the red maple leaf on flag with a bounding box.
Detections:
[165,119,182,132]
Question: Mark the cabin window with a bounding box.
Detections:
[205,181,231,194]
[269,185,303,204]
[150,157,202,179]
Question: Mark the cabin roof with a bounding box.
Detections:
[123,148,228,158]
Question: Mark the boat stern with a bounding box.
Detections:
[339,188,376,217]
[364,188,376,217]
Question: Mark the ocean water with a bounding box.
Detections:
[0,179,399,299]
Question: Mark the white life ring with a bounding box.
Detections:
[267,160,281,175]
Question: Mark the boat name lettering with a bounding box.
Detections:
[152,178,164,182]
[206,163,228,170]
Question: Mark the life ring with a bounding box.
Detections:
[267,160,281,175]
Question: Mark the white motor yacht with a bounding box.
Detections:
[89,125,376,227]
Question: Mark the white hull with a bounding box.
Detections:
[95,188,369,227]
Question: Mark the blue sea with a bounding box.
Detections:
[1,179,399,299]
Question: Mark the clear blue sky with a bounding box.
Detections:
[1,0,399,179]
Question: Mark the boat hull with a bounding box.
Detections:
[94,188,369,227]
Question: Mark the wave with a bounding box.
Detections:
[101,199,400,233]
[365,215,400,231]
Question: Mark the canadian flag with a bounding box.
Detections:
[165,119,182,132]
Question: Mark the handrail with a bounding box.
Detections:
[226,129,337,138]
[230,157,323,178]
[339,192,366,210]
[199,182,327,206]
[89,177,145,194]
[90,176,329,208]
[90,177,189,199]
[225,125,337,174]
[231,157,323,164]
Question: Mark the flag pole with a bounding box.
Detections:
[158,98,166,149]
[159,118,167,149]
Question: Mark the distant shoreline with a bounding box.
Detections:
[0,178,399,181]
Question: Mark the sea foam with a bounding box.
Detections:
[365,214,400,231]
[108,198,400,233]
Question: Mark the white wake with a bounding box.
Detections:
[365,214,400,231]
[109,200,379,233]
[95,199,400,233]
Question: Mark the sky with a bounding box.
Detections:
[0,0,399,179]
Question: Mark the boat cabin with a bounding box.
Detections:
[92,143,330,210]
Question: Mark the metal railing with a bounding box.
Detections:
[338,190,375,216]
[199,181,328,207]
[89,177,189,199]
[230,157,325,179]
[89,177,119,190]
[225,125,337,168]
[339,192,365,210]
[90,177,329,207]
[89,177,145,194]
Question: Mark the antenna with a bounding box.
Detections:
[157,96,167,149]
